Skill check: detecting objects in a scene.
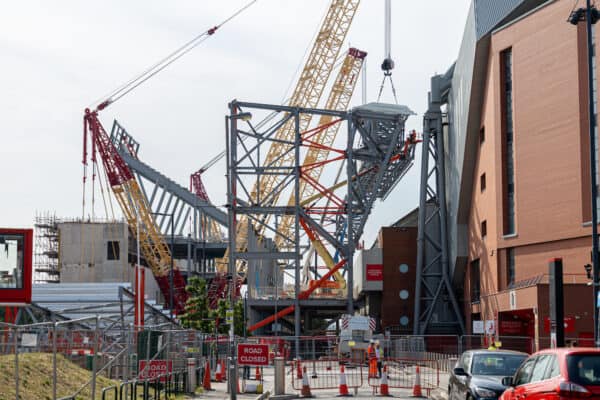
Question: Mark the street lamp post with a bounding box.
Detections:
[569,1,600,346]
[226,109,252,400]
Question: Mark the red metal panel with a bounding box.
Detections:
[237,344,269,366]
[366,264,383,281]
[0,228,32,305]
[138,360,173,382]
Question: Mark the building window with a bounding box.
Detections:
[501,48,516,235]
[481,220,487,238]
[107,241,120,261]
[479,127,485,144]
[507,248,515,287]
[470,259,481,303]
[480,173,486,192]
[0,234,24,289]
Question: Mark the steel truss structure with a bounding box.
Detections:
[414,74,465,335]
[110,121,228,242]
[226,100,417,335]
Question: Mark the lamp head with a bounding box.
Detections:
[585,263,593,280]
[568,8,585,25]
[232,112,252,121]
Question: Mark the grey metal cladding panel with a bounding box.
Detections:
[353,102,415,118]
[445,2,477,281]
[474,0,525,39]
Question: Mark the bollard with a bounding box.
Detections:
[187,358,197,393]
[274,357,285,395]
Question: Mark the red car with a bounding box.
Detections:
[500,347,600,399]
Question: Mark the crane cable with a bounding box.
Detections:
[376,0,398,104]
[89,0,259,111]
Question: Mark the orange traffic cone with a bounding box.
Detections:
[301,366,313,398]
[379,365,391,397]
[221,360,227,381]
[203,360,212,390]
[255,366,261,381]
[337,364,351,397]
[412,365,423,397]
[215,360,223,382]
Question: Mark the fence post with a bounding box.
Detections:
[53,322,58,400]
[14,326,19,400]
[90,315,100,400]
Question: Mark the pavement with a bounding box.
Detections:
[185,365,451,400]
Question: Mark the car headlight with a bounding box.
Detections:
[474,387,497,398]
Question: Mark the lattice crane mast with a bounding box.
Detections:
[190,169,223,242]
[80,1,258,315]
[84,108,188,313]
[217,0,361,288]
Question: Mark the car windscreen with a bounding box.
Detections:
[567,354,600,385]
[471,354,527,376]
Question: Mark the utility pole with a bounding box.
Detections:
[569,1,600,346]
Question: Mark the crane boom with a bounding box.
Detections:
[218,0,361,284]
[84,109,187,314]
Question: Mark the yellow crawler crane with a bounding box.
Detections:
[276,48,366,288]
[217,0,361,287]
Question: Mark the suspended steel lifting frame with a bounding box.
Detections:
[414,72,465,335]
[226,100,417,339]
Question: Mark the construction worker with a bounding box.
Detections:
[375,342,382,378]
[367,340,377,378]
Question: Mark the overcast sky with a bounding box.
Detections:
[0,0,470,245]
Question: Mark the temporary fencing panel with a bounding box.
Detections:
[290,359,363,390]
[368,359,439,396]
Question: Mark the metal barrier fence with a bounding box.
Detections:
[1,319,567,400]
[367,359,439,397]
[290,359,363,390]
[0,318,209,400]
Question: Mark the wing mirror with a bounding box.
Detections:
[502,376,514,387]
[453,367,468,376]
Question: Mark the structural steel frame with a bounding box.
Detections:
[111,121,228,241]
[227,100,416,336]
[414,74,465,335]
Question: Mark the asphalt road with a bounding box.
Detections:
[187,365,451,400]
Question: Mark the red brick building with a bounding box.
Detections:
[448,0,595,348]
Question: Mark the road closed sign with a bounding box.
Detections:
[238,344,269,366]
[138,360,172,381]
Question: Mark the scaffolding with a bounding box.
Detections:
[34,212,61,283]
